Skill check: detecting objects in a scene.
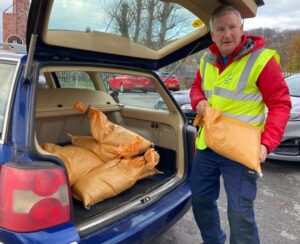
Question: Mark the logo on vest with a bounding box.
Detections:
[223,72,233,85]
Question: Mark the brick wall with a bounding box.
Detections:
[3,0,29,44]
[3,14,15,42]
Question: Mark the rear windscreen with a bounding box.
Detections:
[48,0,200,51]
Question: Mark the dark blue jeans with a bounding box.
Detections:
[190,148,260,244]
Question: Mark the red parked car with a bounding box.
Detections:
[160,72,180,91]
[108,75,153,93]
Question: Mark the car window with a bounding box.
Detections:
[48,0,200,52]
[286,76,300,97]
[38,74,48,88]
[101,72,163,110]
[55,71,95,90]
[0,62,17,135]
[161,72,176,78]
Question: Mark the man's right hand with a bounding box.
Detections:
[196,100,209,116]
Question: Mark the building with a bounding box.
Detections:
[2,0,29,44]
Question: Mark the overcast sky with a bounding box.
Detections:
[244,0,300,30]
[0,0,300,41]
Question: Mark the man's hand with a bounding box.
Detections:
[196,100,209,116]
[260,144,268,163]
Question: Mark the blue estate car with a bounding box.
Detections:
[0,0,263,243]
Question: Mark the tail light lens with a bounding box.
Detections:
[0,162,71,232]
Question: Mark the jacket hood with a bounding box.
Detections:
[245,35,266,49]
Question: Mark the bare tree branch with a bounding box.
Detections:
[133,0,142,42]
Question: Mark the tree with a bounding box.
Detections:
[133,0,142,42]
[101,0,191,50]
[287,34,300,73]
[145,0,157,47]
[157,3,176,48]
[115,2,131,37]
[246,28,300,72]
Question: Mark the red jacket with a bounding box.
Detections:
[190,35,291,153]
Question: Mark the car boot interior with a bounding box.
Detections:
[33,66,186,227]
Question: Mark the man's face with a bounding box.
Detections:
[211,12,244,57]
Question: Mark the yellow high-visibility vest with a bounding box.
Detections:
[196,48,280,150]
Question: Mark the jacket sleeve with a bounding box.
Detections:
[258,57,292,153]
[189,69,207,111]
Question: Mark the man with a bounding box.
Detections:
[189,5,291,244]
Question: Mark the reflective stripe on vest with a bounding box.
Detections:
[196,48,279,150]
[201,48,264,102]
[222,111,265,124]
[214,49,264,101]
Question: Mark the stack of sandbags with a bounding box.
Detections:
[72,148,160,209]
[43,102,161,209]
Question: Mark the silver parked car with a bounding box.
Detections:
[268,74,300,161]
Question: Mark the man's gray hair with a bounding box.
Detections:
[209,5,243,31]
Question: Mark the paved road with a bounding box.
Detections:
[154,160,300,244]
[117,92,300,243]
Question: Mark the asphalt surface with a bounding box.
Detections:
[154,160,300,244]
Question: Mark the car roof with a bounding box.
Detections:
[286,74,300,79]
[0,51,25,60]
[0,43,26,60]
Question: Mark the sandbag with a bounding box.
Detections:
[138,148,161,180]
[71,135,145,162]
[72,157,143,208]
[73,102,152,154]
[117,136,145,158]
[42,143,104,185]
[96,147,160,180]
[96,148,160,178]
[193,107,262,174]
[70,135,120,162]
[72,148,160,208]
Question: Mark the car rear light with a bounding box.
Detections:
[0,162,71,232]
